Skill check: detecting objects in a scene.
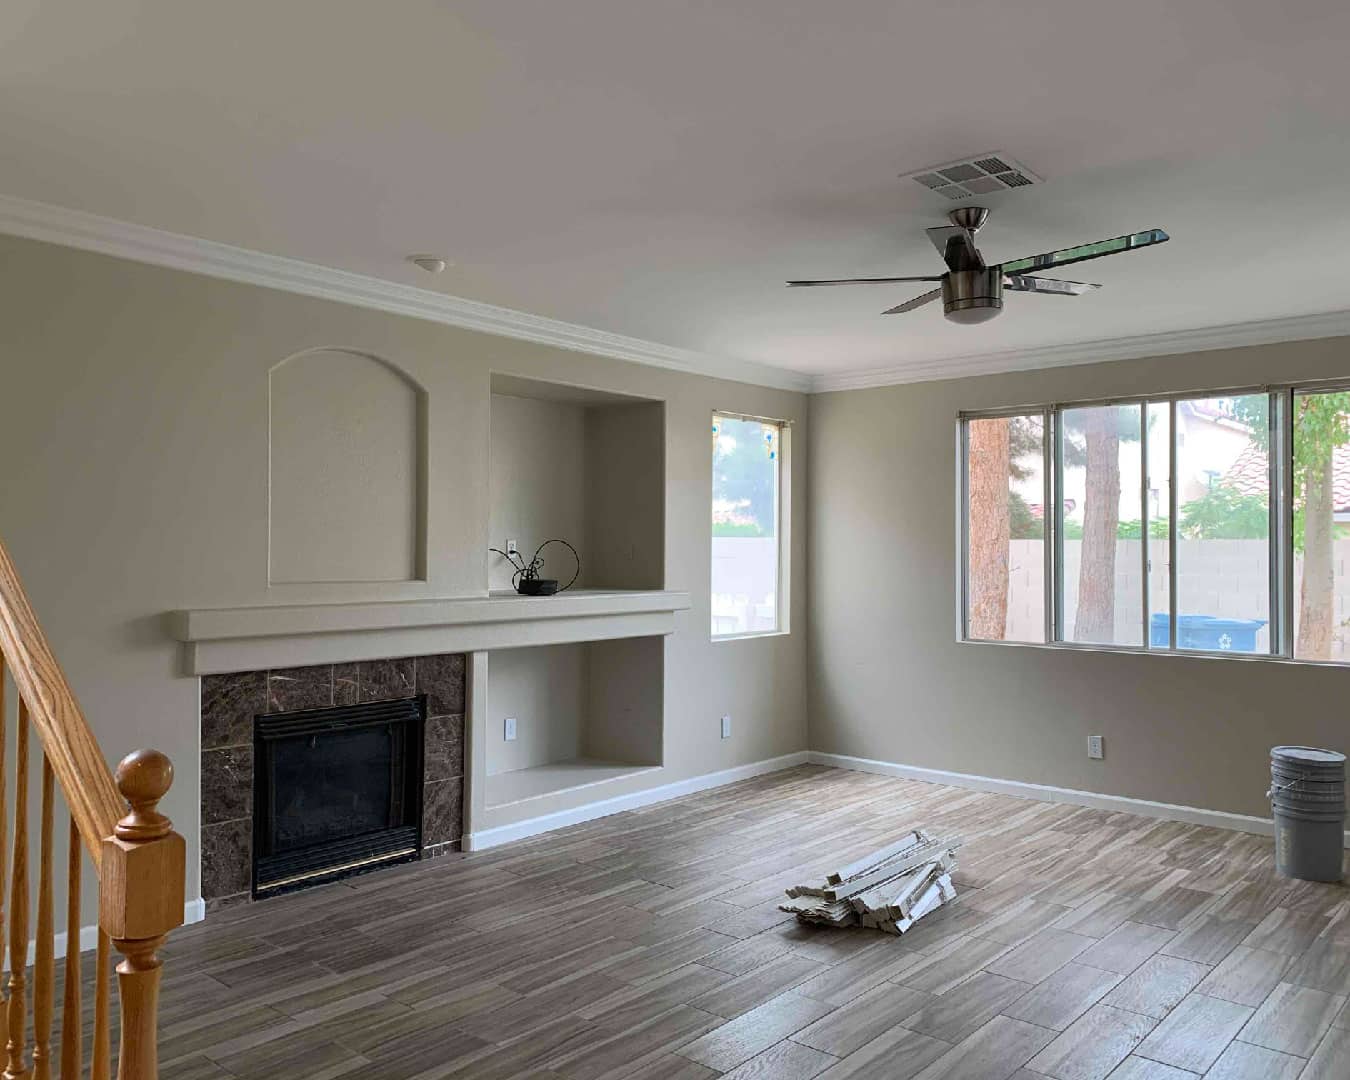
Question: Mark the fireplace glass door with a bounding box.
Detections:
[253,697,425,898]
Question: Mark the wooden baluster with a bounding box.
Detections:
[5,701,29,1080]
[59,819,80,1080]
[91,932,110,1080]
[100,750,184,1080]
[30,761,52,1080]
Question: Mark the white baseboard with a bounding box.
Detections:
[808,751,1350,849]
[28,897,205,967]
[463,751,812,851]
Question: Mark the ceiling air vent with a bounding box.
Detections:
[901,153,1041,201]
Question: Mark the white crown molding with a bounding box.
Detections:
[7,192,1346,398]
[0,193,812,394]
[811,308,1350,392]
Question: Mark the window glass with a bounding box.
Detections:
[1058,403,1144,646]
[1173,394,1272,653]
[1146,402,1172,646]
[965,414,1045,642]
[712,414,783,637]
[1292,389,1350,661]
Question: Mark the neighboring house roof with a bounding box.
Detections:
[1180,399,1251,432]
[1223,442,1350,513]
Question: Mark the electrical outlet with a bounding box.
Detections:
[506,539,518,556]
[504,717,517,741]
[1087,735,1104,760]
[720,715,731,739]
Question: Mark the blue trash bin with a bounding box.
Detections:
[1149,613,1267,651]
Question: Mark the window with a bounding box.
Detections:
[712,413,786,637]
[960,386,1326,660]
[1057,403,1144,647]
[1173,394,1272,652]
[1293,388,1350,661]
[962,413,1046,643]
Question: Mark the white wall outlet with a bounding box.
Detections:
[721,715,732,739]
[506,539,518,555]
[1087,735,1104,760]
[504,717,518,741]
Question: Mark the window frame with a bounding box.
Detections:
[956,379,1350,665]
[711,410,791,641]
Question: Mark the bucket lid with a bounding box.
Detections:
[1271,762,1345,777]
[1272,746,1346,767]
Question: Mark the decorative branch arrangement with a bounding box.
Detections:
[489,538,581,596]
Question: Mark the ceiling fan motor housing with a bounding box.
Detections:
[942,268,1003,324]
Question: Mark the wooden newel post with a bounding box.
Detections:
[99,750,185,1080]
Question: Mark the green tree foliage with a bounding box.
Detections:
[1007,415,1043,482]
[1177,486,1269,539]
[1061,518,1167,540]
[1231,392,1350,551]
[1008,491,1041,539]
[1231,391,1350,657]
[1291,393,1350,554]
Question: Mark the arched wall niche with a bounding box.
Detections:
[268,348,428,584]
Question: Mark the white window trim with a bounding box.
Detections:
[711,411,791,641]
[957,377,1350,666]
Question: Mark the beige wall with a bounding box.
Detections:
[488,393,589,592]
[486,643,589,775]
[808,336,1350,820]
[0,232,809,912]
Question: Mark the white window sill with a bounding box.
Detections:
[712,629,790,643]
[959,636,1350,668]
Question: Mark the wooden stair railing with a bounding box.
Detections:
[0,536,184,1080]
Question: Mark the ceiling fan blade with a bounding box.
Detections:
[1004,275,1101,296]
[881,288,943,315]
[786,275,943,287]
[999,228,1169,276]
[926,225,984,271]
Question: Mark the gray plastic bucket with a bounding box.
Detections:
[1269,746,1346,883]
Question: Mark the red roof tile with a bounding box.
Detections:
[1223,441,1350,511]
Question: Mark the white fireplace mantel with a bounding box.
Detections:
[171,589,691,675]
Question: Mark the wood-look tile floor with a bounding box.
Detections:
[152,765,1350,1079]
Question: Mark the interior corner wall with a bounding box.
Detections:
[585,401,666,590]
[0,231,809,924]
[806,335,1350,821]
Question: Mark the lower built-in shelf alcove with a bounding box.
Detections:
[483,636,663,811]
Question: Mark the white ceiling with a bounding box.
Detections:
[4,1,1350,385]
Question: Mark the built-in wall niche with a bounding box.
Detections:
[488,374,664,594]
[269,349,427,584]
[484,637,663,807]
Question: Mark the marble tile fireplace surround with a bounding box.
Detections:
[200,653,465,910]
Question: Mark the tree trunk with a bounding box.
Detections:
[967,419,1011,639]
[1297,451,1335,659]
[1074,410,1121,641]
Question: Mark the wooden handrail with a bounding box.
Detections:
[0,538,123,866]
[0,534,185,1077]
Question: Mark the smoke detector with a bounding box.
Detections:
[407,254,448,273]
[900,153,1041,201]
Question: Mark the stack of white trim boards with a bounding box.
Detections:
[780,830,960,935]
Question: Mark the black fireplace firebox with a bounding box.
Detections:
[253,696,425,898]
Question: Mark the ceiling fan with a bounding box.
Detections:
[787,207,1169,324]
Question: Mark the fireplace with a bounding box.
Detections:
[252,697,426,898]
[200,654,464,910]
